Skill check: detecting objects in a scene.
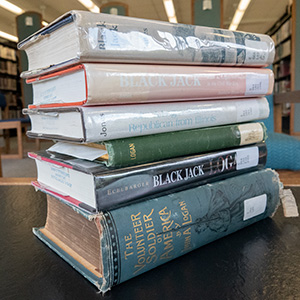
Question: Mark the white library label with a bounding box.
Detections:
[243,194,267,221]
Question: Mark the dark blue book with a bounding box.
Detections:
[30,143,267,212]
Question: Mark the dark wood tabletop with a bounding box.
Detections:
[0,184,299,300]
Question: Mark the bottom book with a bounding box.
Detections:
[33,169,281,293]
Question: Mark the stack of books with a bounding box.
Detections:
[19,11,282,293]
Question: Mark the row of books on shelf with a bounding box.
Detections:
[274,58,290,79]
[0,44,17,61]
[4,91,18,106]
[20,10,284,293]
[0,76,17,91]
[274,38,291,62]
[0,60,18,76]
[271,17,291,46]
[274,78,291,93]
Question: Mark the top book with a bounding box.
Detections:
[18,10,275,74]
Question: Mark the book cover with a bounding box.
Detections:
[26,63,274,108]
[48,122,267,167]
[29,143,267,211]
[33,169,281,293]
[23,97,270,142]
[18,10,275,73]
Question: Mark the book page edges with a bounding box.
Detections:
[27,64,89,109]
[26,64,85,83]
[18,11,75,49]
[266,168,283,218]
[33,227,104,290]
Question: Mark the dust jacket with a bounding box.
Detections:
[30,143,267,211]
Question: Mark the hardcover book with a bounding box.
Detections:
[47,122,267,167]
[23,97,270,142]
[25,63,274,108]
[33,169,281,293]
[29,143,267,212]
[18,10,275,74]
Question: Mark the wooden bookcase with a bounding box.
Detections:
[0,40,22,120]
[267,6,292,134]
[268,1,300,136]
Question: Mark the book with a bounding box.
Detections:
[23,97,270,143]
[18,10,275,74]
[25,63,274,108]
[47,122,267,168]
[29,143,267,212]
[33,168,281,293]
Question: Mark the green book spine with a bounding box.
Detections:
[104,122,267,167]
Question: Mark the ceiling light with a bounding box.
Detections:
[0,0,24,14]
[0,1,49,27]
[0,30,18,42]
[163,0,178,23]
[169,16,178,23]
[238,0,251,11]
[77,0,99,13]
[229,0,251,31]
[42,21,48,27]
[0,1,49,41]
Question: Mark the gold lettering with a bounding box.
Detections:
[146,254,157,264]
[129,143,137,160]
[126,241,133,250]
[133,219,142,227]
[143,208,154,222]
[183,227,191,235]
[131,212,141,222]
[134,226,143,235]
[145,221,154,230]
[124,250,134,260]
[134,263,145,274]
[162,220,173,232]
[124,234,132,242]
[136,238,145,248]
[163,231,173,240]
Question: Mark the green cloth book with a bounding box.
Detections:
[49,122,267,168]
[33,168,281,293]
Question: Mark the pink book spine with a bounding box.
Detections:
[85,64,274,104]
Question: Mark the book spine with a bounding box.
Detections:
[104,122,267,167]
[28,65,273,108]
[83,98,269,141]
[84,64,274,105]
[98,169,280,292]
[95,144,267,210]
[77,12,275,66]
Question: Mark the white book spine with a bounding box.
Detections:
[83,98,269,142]
[19,10,275,73]
[76,11,275,66]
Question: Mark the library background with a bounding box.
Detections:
[0,0,300,299]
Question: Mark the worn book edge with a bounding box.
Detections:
[33,227,106,291]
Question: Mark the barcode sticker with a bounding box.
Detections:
[236,146,259,170]
[236,99,260,122]
[244,40,268,64]
[245,73,269,95]
[243,194,267,221]
[238,123,264,145]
